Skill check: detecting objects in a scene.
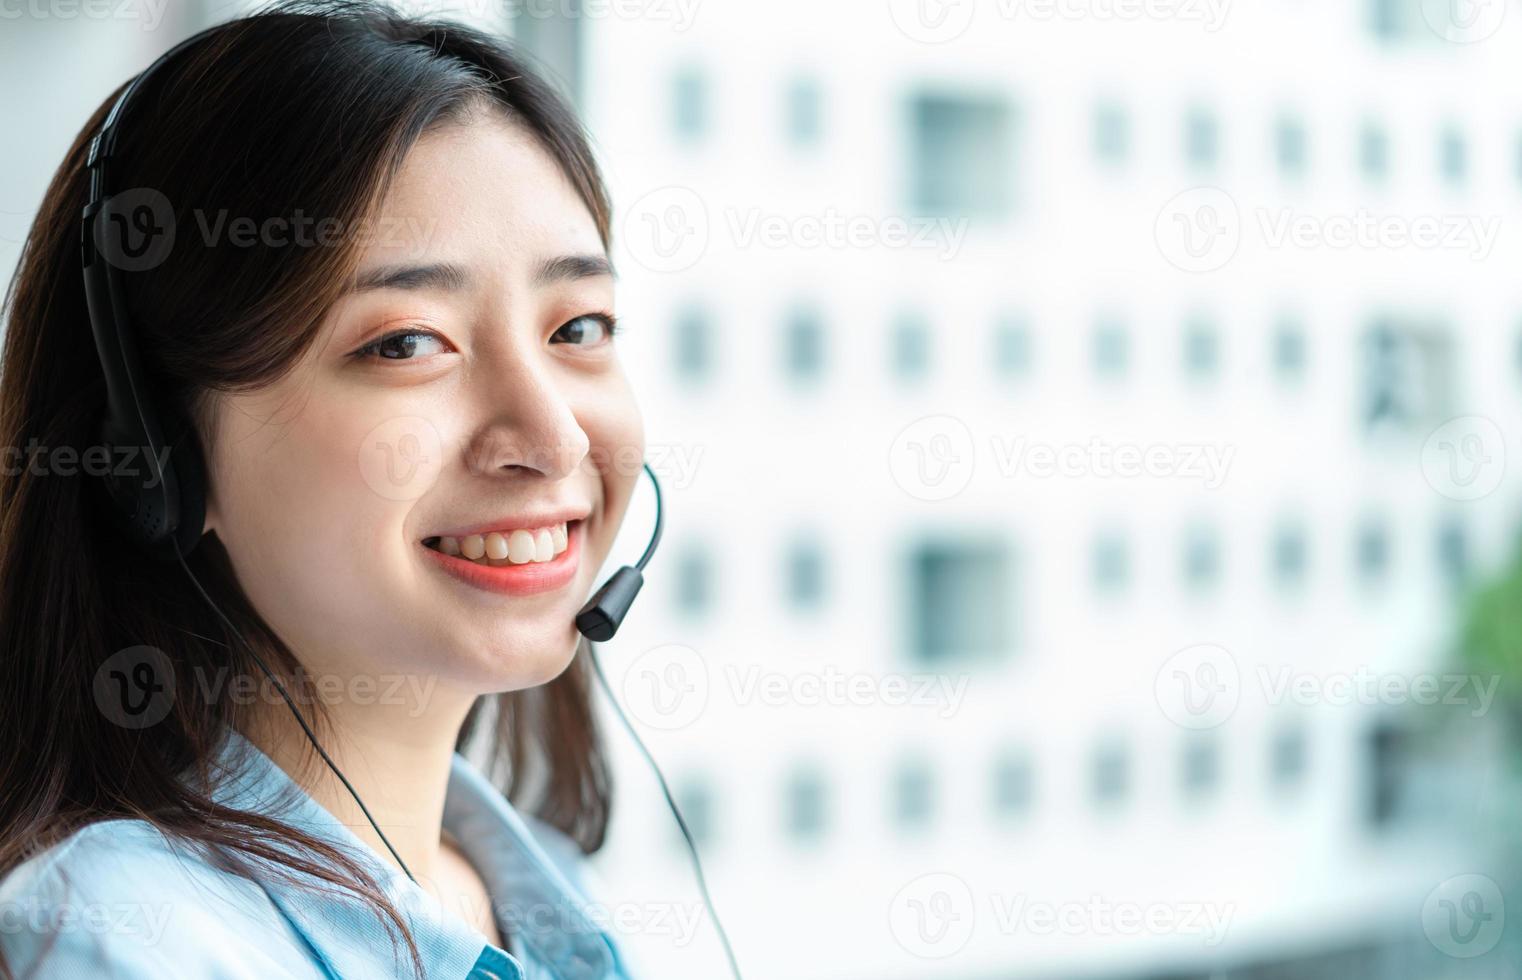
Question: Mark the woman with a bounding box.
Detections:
[0,2,653,976]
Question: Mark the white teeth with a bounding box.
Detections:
[507,529,535,563]
[433,521,571,566]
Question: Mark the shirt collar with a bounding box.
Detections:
[200,725,619,980]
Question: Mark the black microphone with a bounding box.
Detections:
[575,460,662,641]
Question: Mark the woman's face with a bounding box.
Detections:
[202,109,643,705]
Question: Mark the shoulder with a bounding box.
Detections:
[0,819,317,979]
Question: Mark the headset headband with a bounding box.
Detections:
[81,27,223,557]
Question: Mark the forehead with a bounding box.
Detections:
[357,109,604,273]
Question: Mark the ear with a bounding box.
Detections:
[186,397,219,536]
[201,489,220,536]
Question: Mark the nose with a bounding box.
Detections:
[464,357,590,482]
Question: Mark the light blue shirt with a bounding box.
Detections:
[0,726,638,979]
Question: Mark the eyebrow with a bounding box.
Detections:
[350,262,468,293]
[534,253,616,285]
[348,254,615,294]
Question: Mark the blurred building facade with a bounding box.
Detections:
[529,2,1522,978]
[3,1,1519,978]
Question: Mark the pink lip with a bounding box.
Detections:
[422,520,583,596]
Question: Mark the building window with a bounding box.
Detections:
[992,749,1033,820]
[892,311,931,382]
[1515,320,1522,379]
[509,9,584,105]
[785,76,823,147]
[993,314,1032,379]
[1366,721,1406,828]
[1275,114,1307,177]
[1360,121,1389,181]
[1183,523,1221,592]
[1092,530,1129,595]
[675,544,713,616]
[1183,733,1219,798]
[1183,315,1220,380]
[1185,105,1219,170]
[1437,516,1467,588]
[785,765,827,842]
[894,758,935,831]
[675,775,715,849]
[1092,740,1129,808]
[1093,316,1129,380]
[1439,125,1467,185]
[1273,315,1307,384]
[672,67,707,142]
[1094,101,1129,165]
[1360,316,1454,435]
[786,536,826,610]
[674,305,711,383]
[908,92,1015,219]
[783,307,826,384]
[1367,0,1475,41]
[1369,0,1400,38]
[908,539,1013,663]
[1356,517,1391,588]
[1271,723,1307,791]
[1272,519,1308,590]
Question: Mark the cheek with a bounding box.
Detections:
[220,414,371,542]
[584,380,645,563]
[210,407,421,661]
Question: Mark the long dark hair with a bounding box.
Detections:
[0,3,614,976]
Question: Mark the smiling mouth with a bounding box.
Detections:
[422,520,576,566]
[421,519,584,597]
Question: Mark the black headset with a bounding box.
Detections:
[77,23,742,979]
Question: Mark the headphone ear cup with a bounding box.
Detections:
[164,415,207,559]
[96,417,175,551]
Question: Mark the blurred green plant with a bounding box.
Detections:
[1457,547,1522,741]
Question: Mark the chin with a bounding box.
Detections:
[455,622,585,694]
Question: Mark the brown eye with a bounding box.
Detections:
[354,329,448,361]
[550,313,619,347]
